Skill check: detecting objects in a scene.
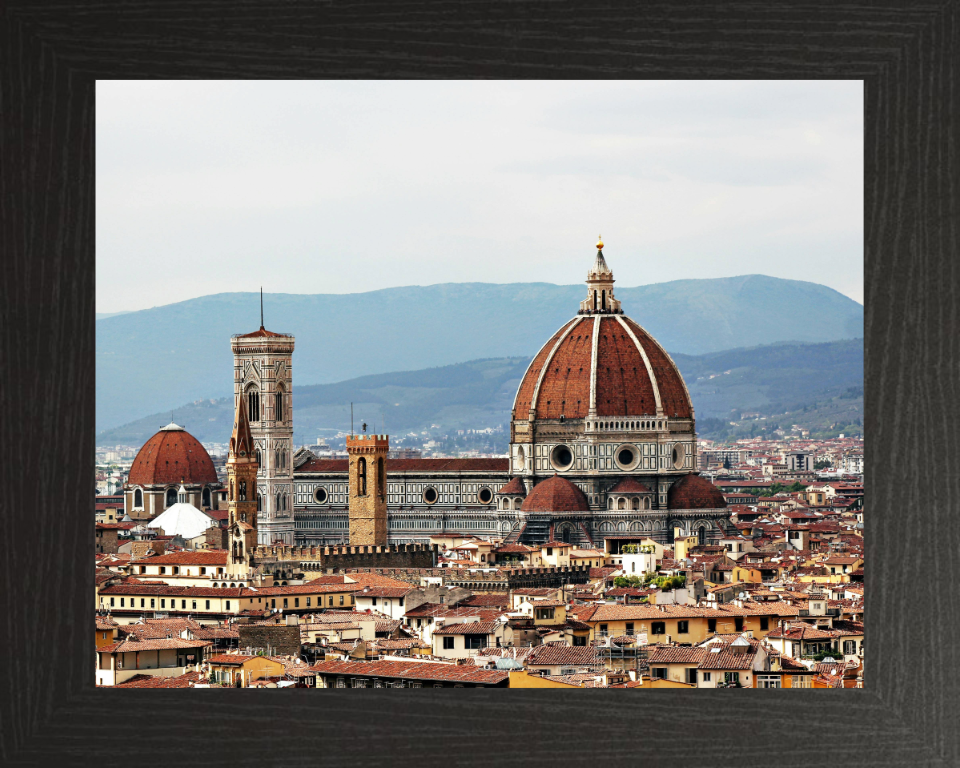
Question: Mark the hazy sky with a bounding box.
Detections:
[97,81,863,313]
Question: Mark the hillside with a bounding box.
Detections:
[97,339,863,448]
[95,275,862,433]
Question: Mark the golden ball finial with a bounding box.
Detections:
[596,235,604,250]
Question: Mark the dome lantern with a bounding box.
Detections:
[580,237,621,315]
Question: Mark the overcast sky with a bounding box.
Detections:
[97,80,863,313]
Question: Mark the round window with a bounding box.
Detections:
[478,487,493,504]
[423,487,439,504]
[672,443,685,470]
[615,444,638,470]
[550,444,574,471]
[314,487,328,504]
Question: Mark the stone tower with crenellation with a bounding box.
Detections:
[231,323,295,546]
[346,433,389,546]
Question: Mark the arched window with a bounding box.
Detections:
[134,488,143,508]
[644,497,651,510]
[257,493,262,511]
[631,498,640,510]
[255,448,261,467]
[357,457,367,496]
[378,457,385,498]
[247,387,260,422]
[602,290,606,310]
[617,498,626,510]
[165,487,177,507]
[593,290,597,310]
[229,481,234,502]
[275,387,284,423]
[698,526,706,545]
[239,481,246,501]
[202,487,211,508]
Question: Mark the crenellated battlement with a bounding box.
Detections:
[254,542,436,560]
[252,541,437,571]
[345,434,390,451]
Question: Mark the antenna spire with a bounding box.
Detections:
[260,287,264,330]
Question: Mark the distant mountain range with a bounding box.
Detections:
[97,338,863,447]
[96,310,132,320]
[96,276,862,434]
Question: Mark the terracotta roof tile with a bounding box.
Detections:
[128,427,218,486]
[647,646,708,665]
[131,551,228,566]
[528,645,604,667]
[521,475,590,513]
[309,659,509,685]
[234,326,291,338]
[514,318,582,416]
[622,317,692,419]
[607,477,653,494]
[497,477,526,495]
[110,671,203,688]
[433,621,501,635]
[98,637,212,653]
[356,586,414,598]
[208,653,259,665]
[668,474,727,510]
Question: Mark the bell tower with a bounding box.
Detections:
[231,318,295,546]
[226,394,259,574]
[346,432,389,546]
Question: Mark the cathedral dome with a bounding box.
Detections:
[512,310,692,421]
[521,474,590,513]
[128,423,218,487]
[667,474,727,510]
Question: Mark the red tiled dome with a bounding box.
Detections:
[521,475,590,513]
[497,477,526,495]
[513,315,692,420]
[128,424,218,486]
[608,477,652,494]
[667,474,727,510]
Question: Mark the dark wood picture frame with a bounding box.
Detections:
[2,2,955,766]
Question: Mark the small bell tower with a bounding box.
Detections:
[226,394,259,574]
[346,430,389,546]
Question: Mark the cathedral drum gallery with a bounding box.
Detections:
[290,239,730,549]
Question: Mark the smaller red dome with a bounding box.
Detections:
[668,474,727,510]
[497,477,526,495]
[128,424,218,487]
[521,474,590,513]
[608,477,652,494]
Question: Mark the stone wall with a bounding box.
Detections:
[329,564,591,592]
[237,625,301,657]
[127,539,167,559]
[253,543,437,573]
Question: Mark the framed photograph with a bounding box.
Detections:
[3,3,954,766]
